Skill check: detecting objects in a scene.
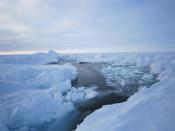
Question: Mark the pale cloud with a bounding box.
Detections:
[0,0,174,53]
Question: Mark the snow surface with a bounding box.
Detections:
[0,64,77,96]
[0,50,58,65]
[0,51,175,131]
[76,52,175,131]
[66,87,98,103]
[0,51,100,131]
[99,63,155,95]
[0,62,79,131]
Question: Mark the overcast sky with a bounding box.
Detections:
[0,0,174,54]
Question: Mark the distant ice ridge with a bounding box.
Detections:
[0,50,59,65]
[75,52,175,131]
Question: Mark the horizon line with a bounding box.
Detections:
[0,49,175,55]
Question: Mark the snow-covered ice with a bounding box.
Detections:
[0,51,175,131]
[76,78,175,131]
[66,87,98,103]
[76,52,175,131]
[0,62,80,131]
[0,50,58,65]
[0,64,77,96]
[0,51,100,131]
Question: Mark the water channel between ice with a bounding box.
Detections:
[48,61,158,131]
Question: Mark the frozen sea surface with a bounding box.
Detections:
[0,51,174,131]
